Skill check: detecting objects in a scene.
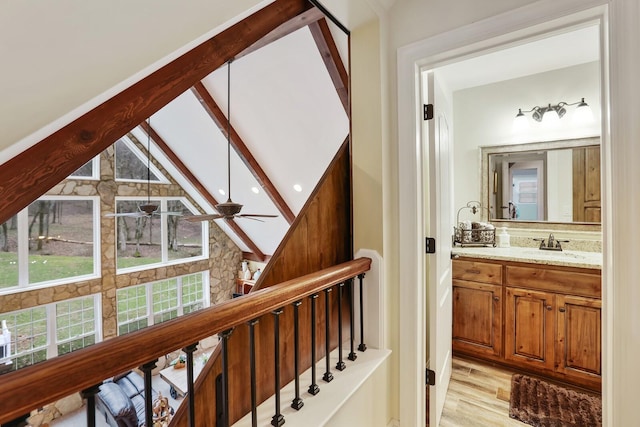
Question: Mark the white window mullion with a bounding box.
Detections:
[147,282,155,327]
[161,199,168,263]
[94,294,103,342]
[46,303,57,359]
[17,208,29,287]
[177,276,184,316]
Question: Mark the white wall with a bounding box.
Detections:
[452,61,600,217]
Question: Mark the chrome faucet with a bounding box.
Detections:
[534,233,568,251]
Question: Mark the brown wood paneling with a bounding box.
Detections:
[0,0,312,225]
[573,146,601,222]
[171,140,353,426]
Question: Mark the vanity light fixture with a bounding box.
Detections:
[514,98,593,128]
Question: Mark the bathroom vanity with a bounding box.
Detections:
[451,247,602,391]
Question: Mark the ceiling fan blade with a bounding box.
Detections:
[153,211,183,216]
[238,214,278,218]
[184,214,225,222]
[236,215,265,222]
[105,212,146,218]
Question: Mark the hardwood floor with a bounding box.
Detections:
[439,356,529,427]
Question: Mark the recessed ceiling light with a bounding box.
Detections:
[293,184,302,192]
[251,187,260,194]
[218,189,225,196]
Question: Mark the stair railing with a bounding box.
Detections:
[0,257,371,426]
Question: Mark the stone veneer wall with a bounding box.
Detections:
[0,136,241,339]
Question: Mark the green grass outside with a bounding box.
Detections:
[0,252,162,288]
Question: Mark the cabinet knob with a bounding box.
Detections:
[546,305,553,311]
[493,296,500,302]
[559,307,566,312]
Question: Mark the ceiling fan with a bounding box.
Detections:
[186,60,277,223]
[105,117,182,218]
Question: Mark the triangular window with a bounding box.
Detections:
[114,137,167,183]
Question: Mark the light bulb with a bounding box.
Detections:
[512,109,529,133]
[572,98,594,125]
[542,105,560,127]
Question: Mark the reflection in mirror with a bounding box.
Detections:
[482,137,600,224]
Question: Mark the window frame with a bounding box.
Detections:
[0,195,101,296]
[114,136,170,184]
[0,294,102,371]
[116,271,210,336]
[115,196,208,274]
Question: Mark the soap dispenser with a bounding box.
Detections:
[497,227,510,248]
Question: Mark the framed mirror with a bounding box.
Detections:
[481,137,600,227]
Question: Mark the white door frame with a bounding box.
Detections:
[397,1,611,425]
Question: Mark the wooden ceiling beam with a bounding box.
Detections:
[0,0,312,225]
[235,6,325,60]
[139,122,267,261]
[308,18,349,115]
[191,82,296,225]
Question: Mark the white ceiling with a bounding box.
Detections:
[435,24,600,92]
[135,25,349,257]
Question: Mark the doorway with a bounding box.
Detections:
[397,5,609,427]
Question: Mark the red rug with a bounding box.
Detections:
[509,374,602,426]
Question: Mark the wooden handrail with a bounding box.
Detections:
[0,257,371,424]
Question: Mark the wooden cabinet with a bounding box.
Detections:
[452,260,503,358]
[453,257,602,391]
[504,287,555,372]
[453,280,502,357]
[556,294,602,381]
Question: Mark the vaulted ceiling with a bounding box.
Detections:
[0,0,350,261]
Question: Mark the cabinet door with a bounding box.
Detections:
[556,295,601,381]
[505,287,555,371]
[452,279,502,358]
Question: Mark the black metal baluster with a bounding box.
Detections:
[336,282,346,371]
[323,288,334,382]
[220,328,234,427]
[291,301,304,410]
[348,278,357,361]
[249,318,259,427]
[81,384,101,427]
[140,360,157,427]
[358,273,367,352]
[183,343,198,427]
[308,293,320,395]
[271,308,285,427]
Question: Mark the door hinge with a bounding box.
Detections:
[426,237,436,254]
[426,368,436,386]
[423,104,434,120]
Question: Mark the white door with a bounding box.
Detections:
[423,71,453,425]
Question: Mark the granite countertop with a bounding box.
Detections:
[451,246,602,269]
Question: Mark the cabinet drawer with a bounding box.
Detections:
[506,265,600,298]
[453,260,502,285]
